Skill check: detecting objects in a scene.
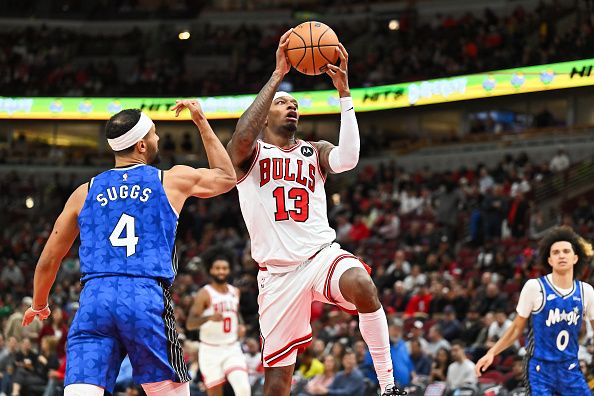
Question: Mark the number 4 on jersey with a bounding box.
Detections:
[109,213,139,257]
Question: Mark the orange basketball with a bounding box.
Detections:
[287,21,339,76]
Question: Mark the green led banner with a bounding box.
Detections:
[2,58,594,120]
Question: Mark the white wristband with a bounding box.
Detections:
[31,304,49,313]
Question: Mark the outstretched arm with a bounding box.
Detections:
[475,314,528,375]
[311,43,359,175]
[165,99,236,212]
[227,29,292,172]
[23,183,87,326]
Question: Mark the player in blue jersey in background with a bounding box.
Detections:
[21,99,236,396]
[476,226,594,395]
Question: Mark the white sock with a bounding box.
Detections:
[358,307,395,392]
[227,370,252,396]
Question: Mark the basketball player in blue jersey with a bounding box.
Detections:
[476,226,594,395]
[21,99,236,396]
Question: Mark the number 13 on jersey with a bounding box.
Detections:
[273,187,309,222]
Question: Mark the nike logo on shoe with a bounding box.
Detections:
[346,107,354,111]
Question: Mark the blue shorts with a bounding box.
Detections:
[527,357,589,395]
[65,276,189,393]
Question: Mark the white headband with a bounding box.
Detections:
[273,91,297,102]
[107,112,154,151]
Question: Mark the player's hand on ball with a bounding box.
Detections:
[22,305,51,326]
[275,29,293,76]
[171,99,205,123]
[475,352,494,377]
[325,43,349,96]
[211,312,224,322]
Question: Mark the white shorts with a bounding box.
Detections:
[198,342,247,389]
[257,243,369,367]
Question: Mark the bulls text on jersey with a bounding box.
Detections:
[259,157,316,193]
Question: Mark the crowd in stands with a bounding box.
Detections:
[1,1,593,97]
[1,146,594,395]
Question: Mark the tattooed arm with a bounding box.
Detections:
[227,29,293,176]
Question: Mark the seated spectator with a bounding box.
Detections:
[12,336,59,396]
[312,339,326,361]
[378,250,410,290]
[349,216,371,242]
[406,320,429,352]
[476,283,506,315]
[404,283,432,318]
[429,347,451,383]
[403,265,427,293]
[446,340,477,390]
[298,347,324,380]
[486,310,517,351]
[504,356,525,391]
[4,297,42,342]
[0,259,24,290]
[299,355,337,396]
[426,325,451,357]
[43,355,66,396]
[37,307,68,358]
[0,335,19,395]
[352,340,367,368]
[327,350,366,396]
[377,212,400,240]
[387,281,410,313]
[409,339,431,377]
[439,305,463,342]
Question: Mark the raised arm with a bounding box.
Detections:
[165,99,237,212]
[311,43,359,176]
[22,183,87,326]
[227,29,292,173]
[475,314,528,376]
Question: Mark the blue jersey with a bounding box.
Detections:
[528,276,584,362]
[78,164,178,285]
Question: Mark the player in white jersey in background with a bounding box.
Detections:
[226,29,406,396]
[187,247,251,396]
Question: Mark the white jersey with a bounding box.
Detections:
[236,139,336,273]
[200,284,240,345]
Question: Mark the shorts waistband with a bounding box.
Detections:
[258,242,334,271]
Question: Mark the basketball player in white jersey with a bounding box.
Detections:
[187,247,251,396]
[226,29,406,396]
